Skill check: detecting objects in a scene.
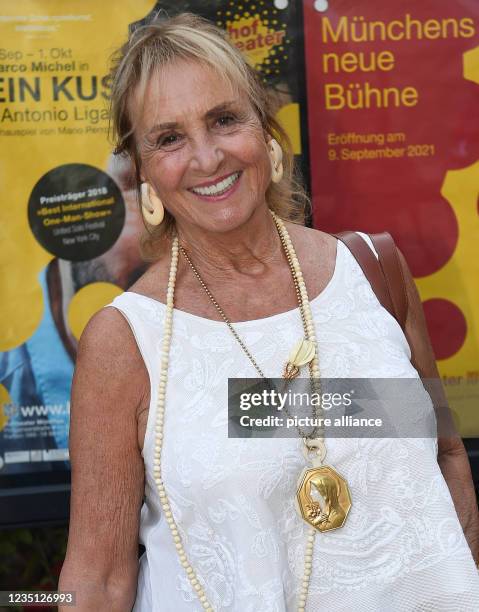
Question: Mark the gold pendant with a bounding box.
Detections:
[284,338,316,379]
[296,465,351,532]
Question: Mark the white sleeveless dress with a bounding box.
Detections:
[106,232,479,611]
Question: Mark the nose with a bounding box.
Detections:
[188,131,225,177]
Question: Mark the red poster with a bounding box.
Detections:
[303,0,479,432]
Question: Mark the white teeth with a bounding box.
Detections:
[191,172,240,196]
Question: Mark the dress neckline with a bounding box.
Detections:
[125,239,342,328]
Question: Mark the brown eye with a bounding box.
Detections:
[158,133,182,147]
[216,114,236,127]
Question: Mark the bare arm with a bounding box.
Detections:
[397,247,479,563]
[58,307,149,610]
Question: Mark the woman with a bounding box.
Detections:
[59,13,479,611]
[307,473,346,531]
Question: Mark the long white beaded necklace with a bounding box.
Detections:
[152,210,351,611]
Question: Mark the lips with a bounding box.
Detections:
[189,171,241,197]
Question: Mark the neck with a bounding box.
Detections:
[174,206,284,280]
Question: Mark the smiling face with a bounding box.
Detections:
[133,58,273,235]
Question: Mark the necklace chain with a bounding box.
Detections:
[179,214,323,439]
[153,210,324,611]
[179,246,267,379]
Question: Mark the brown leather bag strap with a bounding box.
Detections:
[332,230,409,331]
[368,232,408,330]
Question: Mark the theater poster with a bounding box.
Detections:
[0,1,305,477]
[303,0,479,435]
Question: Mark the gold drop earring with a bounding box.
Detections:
[269,138,284,183]
[141,182,165,226]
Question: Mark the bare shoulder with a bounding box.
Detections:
[283,221,337,265]
[79,306,142,368]
[75,306,149,416]
[281,222,338,296]
[283,221,337,250]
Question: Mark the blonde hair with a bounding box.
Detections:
[108,12,310,260]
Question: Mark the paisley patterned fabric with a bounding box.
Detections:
[106,233,479,611]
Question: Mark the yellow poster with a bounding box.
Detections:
[0,0,304,477]
[0,1,170,475]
